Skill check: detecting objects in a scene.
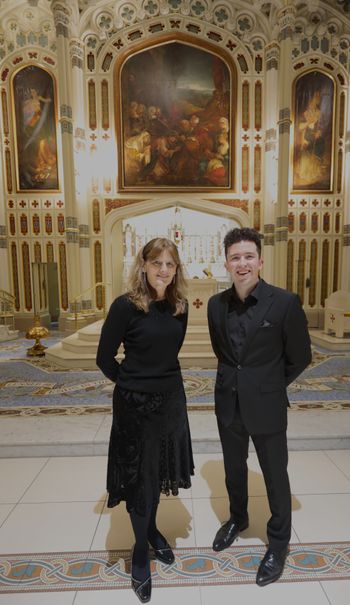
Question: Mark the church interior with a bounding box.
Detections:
[0,0,350,603]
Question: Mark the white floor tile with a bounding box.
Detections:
[288,451,350,494]
[321,580,350,604]
[74,586,202,605]
[21,456,108,503]
[325,450,350,482]
[0,593,75,604]
[200,581,330,604]
[0,458,48,504]
[91,497,195,551]
[0,501,104,553]
[0,503,15,526]
[192,495,300,548]
[292,494,350,541]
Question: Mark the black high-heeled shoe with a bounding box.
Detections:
[131,574,152,603]
[153,542,175,565]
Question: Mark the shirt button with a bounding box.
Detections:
[237,364,242,370]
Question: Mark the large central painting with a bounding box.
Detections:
[117,41,233,191]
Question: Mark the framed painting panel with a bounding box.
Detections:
[12,65,59,192]
[292,70,335,192]
[116,39,235,191]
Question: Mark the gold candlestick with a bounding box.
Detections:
[26,315,49,357]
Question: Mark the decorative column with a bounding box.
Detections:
[341,109,350,292]
[51,0,81,325]
[70,38,94,314]
[262,42,279,284]
[274,3,296,288]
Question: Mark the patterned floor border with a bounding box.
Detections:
[1,401,350,417]
[1,542,350,593]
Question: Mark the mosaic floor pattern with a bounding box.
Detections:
[1,542,349,593]
[1,337,350,416]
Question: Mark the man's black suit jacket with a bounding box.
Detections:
[207,280,312,434]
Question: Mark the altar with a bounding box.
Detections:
[187,278,218,326]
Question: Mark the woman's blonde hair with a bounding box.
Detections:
[127,237,187,315]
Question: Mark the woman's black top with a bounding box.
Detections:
[96,294,188,393]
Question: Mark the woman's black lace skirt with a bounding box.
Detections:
[106,385,194,515]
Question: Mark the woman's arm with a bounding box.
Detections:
[96,296,133,382]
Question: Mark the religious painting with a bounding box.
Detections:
[292,71,334,192]
[12,65,59,191]
[117,41,234,191]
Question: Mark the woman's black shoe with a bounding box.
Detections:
[131,574,152,603]
[153,544,175,565]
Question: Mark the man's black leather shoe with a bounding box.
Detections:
[212,518,249,552]
[256,547,288,587]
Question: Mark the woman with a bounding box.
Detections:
[96,237,194,603]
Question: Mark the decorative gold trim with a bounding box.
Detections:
[254,81,262,131]
[101,79,109,130]
[58,242,68,310]
[94,241,103,310]
[242,145,249,193]
[1,89,9,135]
[309,239,317,308]
[254,145,261,193]
[297,239,306,304]
[321,239,329,307]
[22,241,32,311]
[88,79,97,130]
[333,239,339,292]
[5,148,13,193]
[11,242,20,311]
[339,91,345,139]
[287,239,294,292]
[242,80,249,131]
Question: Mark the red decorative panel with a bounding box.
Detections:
[20,213,28,235]
[88,80,97,130]
[92,199,101,233]
[321,240,329,307]
[335,212,341,234]
[299,212,307,233]
[254,81,262,130]
[5,148,12,193]
[333,239,339,292]
[309,239,317,308]
[254,145,261,193]
[242,145,249,193]
[323,212,330,233]
[287,240,294,292]
[94,241,103,310]
[9,214,16,235]
[46,241,54,263]
[242,81,249,130]
[297,240,306,304]
[253,200,260,231]
[101,79,109,130]
[34,241,41,263]
[311,212,318,233]
[45,214,53,235]
[1,90,9,135]
[32,213,40,235]
[57,213,65,235]
[339,92,345,139]
[288,212,294,233]
[22,242,32,311]
[337,149,343,193]
[11,242,20,310]
[58,242,68,310]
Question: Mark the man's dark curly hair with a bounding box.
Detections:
[224,227,262,258]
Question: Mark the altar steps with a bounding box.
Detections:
[45,321,216,369]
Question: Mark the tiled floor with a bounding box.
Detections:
[1,450,350,604]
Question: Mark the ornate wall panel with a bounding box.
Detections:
[309,239,317,307]
[242,145,249,193]
[10,242,20,311]
[32,213,40,235]
[297,239,306,304]
[321,239,329,307]
[254,146,261,193]
[337,149,343,193]
[58,242,68,310]
[242,80,249,131]
[311,212,318,233]
[253,200,260,231]
[339,91,345,138]
[20,213,28,236]
[46,241,54,263]
[94,241,103,310]
[333,239,339,292]
[21,242,32,311]
[34,242,41,263]
[1,90,9,135]
[255,81,262,130]
[287,240,294,292]
[5,148,13,193]
[45,214,53,235]
[101,79,109,130]
[92,199,101,233]
[288,213,295,233]
[9,213,16,236]
[88,79,97,130]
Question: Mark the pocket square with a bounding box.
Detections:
[260,319,274,328]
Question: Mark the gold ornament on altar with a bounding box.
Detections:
[26,315,49,357]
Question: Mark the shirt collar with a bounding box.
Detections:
[231,278,262,304]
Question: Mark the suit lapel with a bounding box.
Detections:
[239,281,274,361]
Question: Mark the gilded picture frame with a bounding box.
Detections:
[115,37,235,192]
[292,70,335,193]
[12,64,59,192]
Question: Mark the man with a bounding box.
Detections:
[207,227,312,587]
